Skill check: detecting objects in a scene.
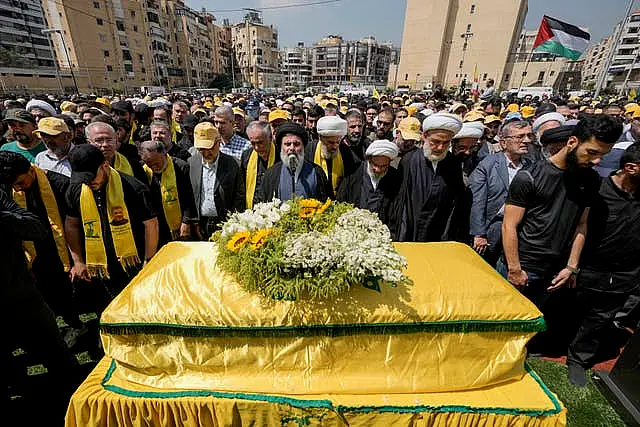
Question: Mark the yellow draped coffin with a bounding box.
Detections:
[100,242,545,395]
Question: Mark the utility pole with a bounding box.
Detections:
[42,31,64,94]
[595,0,635,98]
[458,28,474,90]
[41,29,80,95]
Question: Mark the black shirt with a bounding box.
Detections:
[168,143,191,162]
[241,148,280,208]
[117,143,148,184]
[146,157,196,246]
[506,160,600,275]
[66,172,158,262]
[579,176,640,292]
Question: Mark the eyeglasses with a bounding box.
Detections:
[89,137,115,145]
[505,133,534,141]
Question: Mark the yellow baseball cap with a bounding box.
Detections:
[193,122,220,149]
[33,117,70,136]
[232,107,246,118]
[268,109,290,123]
[484,115,502,125]
[463,110,485,122]
[397,117,422,141]
[95,97,111,109]
[203,101,213,109]
[60,100,77,112]
[507,103,520,113]
[625,103,639,114]
[520,106,535,119]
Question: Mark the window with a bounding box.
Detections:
[99,33,106,42]
[522,71,527,77]
[130,10,136,17]
[141,67,146,73]
[93,1,100,8]
[138,54,144,61]
[470,4,475,14]
[103,50,110,57]
[538,71,545,81]
[106,65,113,71]
[116,20,125,31]
[482,73,487,80]
[133,25,138,32]
[404,73,408,80]
[459,60,464,68]
[550,70,555,76]
[122,50,132,60]
[466,24,472,32]
[96,18,104,25]
[124,63,133,72]
[504,73,510,81]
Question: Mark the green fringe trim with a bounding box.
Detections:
[100,359,563,416]
[100,317,546,338]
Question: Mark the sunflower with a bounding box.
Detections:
[226,231,251,251]
[316,198,331,214]
[250,229,273,250]
[298,198,323,218]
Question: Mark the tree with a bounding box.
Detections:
[207,73,233,91]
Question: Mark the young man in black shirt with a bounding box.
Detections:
[65,145,159,312]
[500,115,622,308]
[566,144,640,386]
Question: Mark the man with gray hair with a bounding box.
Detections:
[241,121,279,209]
[213,106,251,163]
[150,119,190,161]
[87,121,147,183]
[469,120,532,266]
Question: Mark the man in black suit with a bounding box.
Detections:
[188,121,245,239]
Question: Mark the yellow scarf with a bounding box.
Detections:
[143,156,182,239]
[171,119,181,143]
[13,166,71,272]
[314,141,344,192]
[246,143,276,209]
[80,167,139,278]
[114,152,134,176]
[128,120,137,145]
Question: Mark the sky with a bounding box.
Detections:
[188,0,636,48]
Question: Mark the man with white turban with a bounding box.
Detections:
[336,140,402,234]
[395,113,466,242]
[305,115,359,197]
[26,99,56,123]
[453,121,485,183]
[528,112,565,162]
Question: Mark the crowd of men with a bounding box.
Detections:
[1,86,639,420]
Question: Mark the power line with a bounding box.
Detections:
[199,0,342,13]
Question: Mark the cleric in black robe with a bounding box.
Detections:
[395,113,466,242]
[304,115,360,199]
[256,123,332,203]
[337,139,402,237]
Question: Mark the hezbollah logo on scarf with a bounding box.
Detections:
[246,142,276,209]
[143,155,182,239]
[114,152,133,176]
[12,166,71,271]
[314,141,344,192]
[80,167,139,278]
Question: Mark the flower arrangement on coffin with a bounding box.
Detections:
[211,198,410,300]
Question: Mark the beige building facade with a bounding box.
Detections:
[396,0,527,91]
[231,13,279,89]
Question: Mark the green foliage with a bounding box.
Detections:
[213,199,396,301]
[207,73,233,90]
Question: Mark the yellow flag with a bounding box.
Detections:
[372,87,380,99]
[630,88,637,101]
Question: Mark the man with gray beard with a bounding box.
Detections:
[257,123,332,203]
[395,113,466,242]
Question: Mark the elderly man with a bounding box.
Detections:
[232,107,249,139]
[65,145,159,310]
[139,140,196,246]
[86,121,146,183]
[242,121,278,209]
[394,117,421,166]
[342,109,369,162]
[452,121,485,185]
[26,99,56,123]
[213,106,251,163]
[33,117,74,177]
[469,120,532,266]
[305,115,359,197]
[478,115,503,160]
[528,112,565,161]
[188,122,245,238]
[257,123,332,203]
[396,113,465,242]
[150,119,190,161]
[336,140,402,235]
[1,109,46,162]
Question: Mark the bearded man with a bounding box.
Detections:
[336,140,402,235]
[395,113,466,242]
[342,109,369,161]
[257,123,332,203]
[304,115,359,198]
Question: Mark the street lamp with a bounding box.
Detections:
[41,28,79,95]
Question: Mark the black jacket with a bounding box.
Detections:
[188,152,245,220]
[256,161,332,203]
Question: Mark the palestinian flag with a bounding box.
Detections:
[533,15,590,60]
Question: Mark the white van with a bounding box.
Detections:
[517,86,553,99]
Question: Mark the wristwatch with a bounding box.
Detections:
[566,265,580,275]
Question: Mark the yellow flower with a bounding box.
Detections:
[298,198,323,218]
[227,231,251,251]
[250,229,273,250]
[316,199,331,214]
